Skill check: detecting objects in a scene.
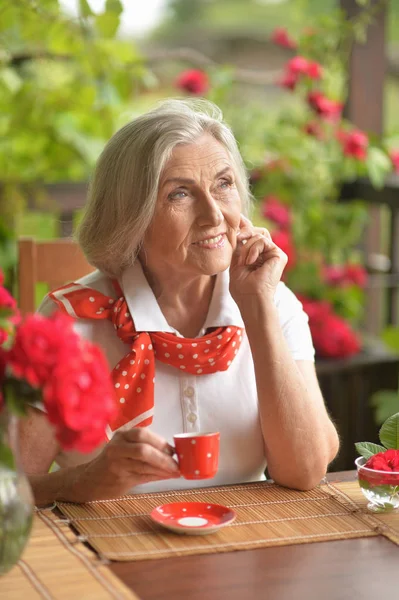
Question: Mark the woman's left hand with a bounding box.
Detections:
[229,215,288,304]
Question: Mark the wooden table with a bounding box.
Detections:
[108,472,399,600]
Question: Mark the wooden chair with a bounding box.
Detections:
[18,237,95,315]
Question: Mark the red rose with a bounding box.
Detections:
[271,230,296,272]
[262,196,291,229]
[7,312,80,388]
[339,129,368,161]
[271,27,296,49]
[176,70,209,95]
[307,91,343,121]
[365,449,399,472]
[303,121,325,140]
[44,342,117,453]
[389,150,399,173]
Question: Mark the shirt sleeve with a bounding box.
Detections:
[274,282,315,362]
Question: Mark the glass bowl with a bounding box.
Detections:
[355,456,399,513]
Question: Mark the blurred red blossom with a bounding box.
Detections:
[278,71,298,91]
[339,129,369,161]
[299,297,360,358]
[176,70,209,95]
[262,196,291,229]
[306,61,323,80]
[323,264,367,288]
[3,308,117,453]
[389,150,399,173]
[271,27,297,49]
[303,120,325,140]
[271,229,296,272]
[7,313,79,389]
[307,91,343,120]
[44,343,116,453]
[286,55,310,75]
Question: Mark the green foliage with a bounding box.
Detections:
[0,0,148,190]
[371,390,399,426]
[379,413,399,450]
[355,441,386,460]
[356,412,399,458]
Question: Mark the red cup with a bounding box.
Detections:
[173,432,220,480]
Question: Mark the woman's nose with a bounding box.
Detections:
[196,193,223,227]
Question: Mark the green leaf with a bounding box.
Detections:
[95,12,120,38]
[355,441,387,459]
[379,413,399,449]
[371,390,399,425]
[366,147,392,189]
[105,0,123,16]
[381,327,399,353]
[79,0,94,17]
[0,442,15,470]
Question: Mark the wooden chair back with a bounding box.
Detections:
[18,237,95,315]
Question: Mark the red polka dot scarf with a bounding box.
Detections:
[49,281,244,432]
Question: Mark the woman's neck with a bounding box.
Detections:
[140,261,215,338]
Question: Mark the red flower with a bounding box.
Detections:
[7,313,80,388]
[299,297,360,358]
[307,91,343,121]
[271,27,296,49]
[44,342,116,453]
[262,196,291,229]
[323,264,367,288]
[176,70,209,95]
[271,230,296,271]
[344,264,367,287]
[286,56,310,75]
[365,449,399,472]
[339,129,369,160]
[304,120,325,140]
[298,297,331,324]
[0,285,20,345]
[278,71,298,91]
[306,61,323,80]
[389,150,399,173]
[312,312,360,358]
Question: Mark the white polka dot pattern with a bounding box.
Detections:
[49,280,244,433]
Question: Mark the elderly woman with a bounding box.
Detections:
[21,99,339,504]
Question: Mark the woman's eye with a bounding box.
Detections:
[169,190,188,200]
[219,179,232,189]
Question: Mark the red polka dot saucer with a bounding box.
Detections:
[150,502,236,535]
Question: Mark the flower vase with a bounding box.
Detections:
[0,409,34,575]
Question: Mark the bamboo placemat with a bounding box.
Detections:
[0,509,139,600]
[332,480,399,545]
[55,480,395,562]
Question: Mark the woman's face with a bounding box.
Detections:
[140,134,242,280]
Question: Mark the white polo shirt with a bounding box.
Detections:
[39,261,315,493]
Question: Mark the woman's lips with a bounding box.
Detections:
[193,234,226,249]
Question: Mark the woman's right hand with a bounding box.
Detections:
[69,428,180,502]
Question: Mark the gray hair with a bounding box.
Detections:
[76,98,252,276]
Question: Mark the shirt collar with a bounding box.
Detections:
[120,261,244,336]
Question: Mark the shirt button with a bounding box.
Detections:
[184,387,195,398]
[187,413,197,423]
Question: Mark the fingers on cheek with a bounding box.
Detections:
[245,240,263,265]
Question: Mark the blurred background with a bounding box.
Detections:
[1,0,398,470]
